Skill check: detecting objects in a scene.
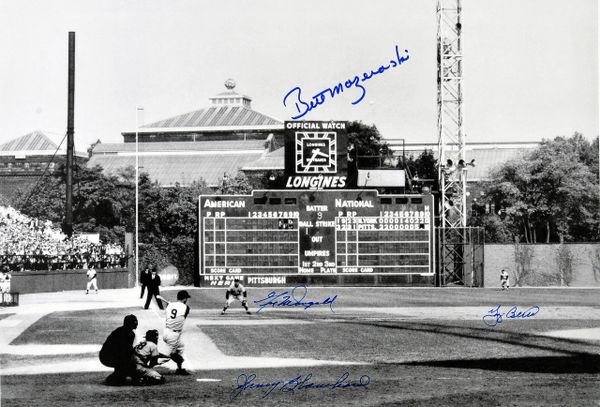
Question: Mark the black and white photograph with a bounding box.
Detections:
[0,0,598,406]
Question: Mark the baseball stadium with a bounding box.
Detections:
[1,1,599,406]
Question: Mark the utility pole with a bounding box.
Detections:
[64,31,75,238]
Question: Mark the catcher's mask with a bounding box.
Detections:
[145,329,159,343]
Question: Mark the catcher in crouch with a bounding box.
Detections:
[132,329,169,385]
[221,278,251,315]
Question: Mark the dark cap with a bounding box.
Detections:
[177,290,191,300]
[233,278,240,282]
[123,314,138,328]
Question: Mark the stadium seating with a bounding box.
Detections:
[0,206,128,272]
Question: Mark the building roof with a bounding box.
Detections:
[466,147,528,181]
[241,147,285,170]
[139,106,282,131]
[88,152,263,186]
[0,130,86,157]
[241,144,535,181]
[0,130,58,152]
[93,140,267,154]
[130,80,283,134]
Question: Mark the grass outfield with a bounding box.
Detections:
[158,286,600,308]
[1,287,599,406]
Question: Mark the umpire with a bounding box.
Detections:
[99,314,138,385]
[144,267,164,310]
[140,265,151,299]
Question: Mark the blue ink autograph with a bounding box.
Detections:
[283,45,410,119]
[231,372,370,399]
[253,285,338,314]
[482,305,540,327]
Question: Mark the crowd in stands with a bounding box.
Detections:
[0,206,129,272]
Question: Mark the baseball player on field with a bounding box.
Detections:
[500,269,510,290]
[221,278,251,315]
[156,290,191,375]
[132,329,168,385]
[85,263,98,294]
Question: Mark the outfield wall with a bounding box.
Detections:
[484,243,600,288]
[8,268,132,294]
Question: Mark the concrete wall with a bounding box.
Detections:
[9,268,132,294]
[484,243,600,288]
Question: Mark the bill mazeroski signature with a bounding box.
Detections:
[253,285,338,314]
[482,305,540,327]
[283,44,410,119]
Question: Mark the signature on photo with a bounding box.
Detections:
[482,305,540,327]
[283,44,410,119]
[253,285,338,314]
[231,372,371,399]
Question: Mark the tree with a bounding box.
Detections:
[138,172,253,284]
[401,149,438,193]
[14,162,135,245]
[472,134,599,243]
[346,121,389,168]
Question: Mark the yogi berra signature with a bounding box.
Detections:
[482,305,540,327]
[283,45,410,119]
[231,372,370,399]
[253,285,338,314]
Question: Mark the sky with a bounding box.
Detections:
[0,0,597,150]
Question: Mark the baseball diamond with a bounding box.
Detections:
[1,287,599,406]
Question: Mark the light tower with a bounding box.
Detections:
[436,0,468,285]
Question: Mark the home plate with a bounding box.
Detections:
[196,378,222,382]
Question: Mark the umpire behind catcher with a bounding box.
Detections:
[99,314,138,385]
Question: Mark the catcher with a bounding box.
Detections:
[132,329,169,385]
[221,278,251,315]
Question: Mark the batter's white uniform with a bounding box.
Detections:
[86,268,98,292]
[162,301,189,356]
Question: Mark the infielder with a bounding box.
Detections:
[85,264,98,294]
[132,329,168,385]
[156,290,191,375]
[500,269,510,290]
[221,278,251,315]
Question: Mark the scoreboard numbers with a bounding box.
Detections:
[199,190,434,284]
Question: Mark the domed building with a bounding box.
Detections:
[88,80,284,187]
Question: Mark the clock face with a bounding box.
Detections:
[295,132,337,173]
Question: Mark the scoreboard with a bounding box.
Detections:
[199,190,435,285]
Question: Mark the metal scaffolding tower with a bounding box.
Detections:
[437,0,470,285]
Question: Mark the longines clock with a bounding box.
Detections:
[295,132,337,173]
